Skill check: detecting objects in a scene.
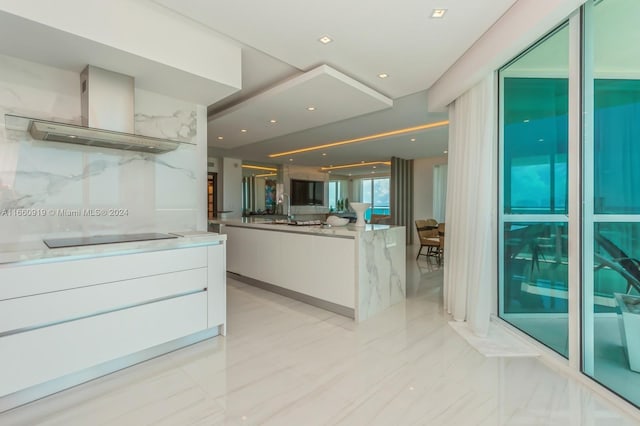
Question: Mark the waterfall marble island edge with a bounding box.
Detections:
[218,219,406,322]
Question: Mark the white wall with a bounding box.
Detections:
[413,156,448,229]
[0,54,208,243]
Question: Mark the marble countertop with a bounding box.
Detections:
[212,218,402,238]
[0,231,226,266]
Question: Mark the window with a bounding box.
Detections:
[360,177,390,220]
[328,180,341,210]
[497,0,640,408]
[582,0,640,407]
[498,23,570,358]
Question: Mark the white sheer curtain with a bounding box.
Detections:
[433,164,448,223]
[443,74,496,337]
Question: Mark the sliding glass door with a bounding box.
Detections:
[582,0,640,407]
[499,24,570,357]
[498,0,640,408]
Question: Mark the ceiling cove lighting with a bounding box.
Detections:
[431,9,447,18]
[320,161,391,171]
[318,35,333,44]
[268,120,449,158]
[255,173,277,178]
[241,164,278,172]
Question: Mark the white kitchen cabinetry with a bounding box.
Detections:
[223,221,406,322]
[226,226,355,313]
[0,238,226,411]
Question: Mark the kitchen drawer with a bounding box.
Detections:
[0,292,208,397]
[0,268,207,334]
[0,246,207,300]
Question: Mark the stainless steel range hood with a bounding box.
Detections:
[4,66,192,154]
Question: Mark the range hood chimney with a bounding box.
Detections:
[81,65,135,134]
[5,66,190,154]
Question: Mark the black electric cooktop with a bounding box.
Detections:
[43,232,178,249]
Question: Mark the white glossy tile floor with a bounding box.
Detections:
[2,249,640,425]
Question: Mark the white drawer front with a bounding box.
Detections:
[0,292,208,397]
[0,246,207,300]
[0,268,207,334]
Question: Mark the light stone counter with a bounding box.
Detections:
[0,231,225,266]
[217,218,406,321]
[211,217,400,238]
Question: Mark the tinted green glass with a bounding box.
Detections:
[503,222,569,356]
[503,78,568,214]
[500,23,570,358]
[583,0,640,408]
[594,79,640,214]
[590,223,640,406]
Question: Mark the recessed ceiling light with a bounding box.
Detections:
[410,138,416,142]
[289,158,293,161]
[318,35,333,44]
[322,153,327,156]
[444,150,448,154]
[217,136,224,140]
[538,138,545,142]
[328,171,331,174]
[361,160,365,163]
[307,106,316,111]
[240,129,247,133]
[371,171,375,174]
[523,119,530,123]
[378,73,389,79]
[431,9,447,18]
[348,173,352,176]
[270,119,277,123]
[373,166,377,169]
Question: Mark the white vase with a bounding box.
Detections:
[350,202,370,227]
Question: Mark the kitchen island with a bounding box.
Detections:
[0,232,226,412]
[217,218,406,321]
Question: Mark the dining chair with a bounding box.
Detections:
[437,222,445,263]
[415,219,440,260]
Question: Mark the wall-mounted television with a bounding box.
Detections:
[291,179,324,206]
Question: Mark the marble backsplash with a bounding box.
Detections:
[0,54,207,244]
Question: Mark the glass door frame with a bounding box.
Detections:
[496,11,582,364]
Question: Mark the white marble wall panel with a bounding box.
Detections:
[0,54,206,244]
[357,226,406,321]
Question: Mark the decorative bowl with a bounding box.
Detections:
[326,215,349,226]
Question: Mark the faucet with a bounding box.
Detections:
[278,193,292,221]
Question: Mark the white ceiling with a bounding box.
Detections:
[0,0,520,176]
[154,0,518,175]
